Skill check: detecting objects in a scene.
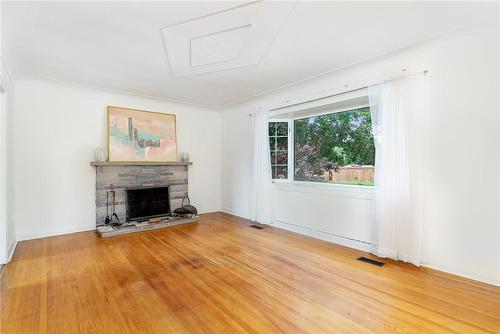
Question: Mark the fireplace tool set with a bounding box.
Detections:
[173,196,198,218]
[104,185,121,226]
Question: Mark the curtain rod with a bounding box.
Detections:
[260,68,428,115]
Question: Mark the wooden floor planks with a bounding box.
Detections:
[1,212,499,333]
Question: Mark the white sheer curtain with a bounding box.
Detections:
[250,110,273,224]
[368,74,427,266]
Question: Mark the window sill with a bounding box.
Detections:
[272,180,374,200]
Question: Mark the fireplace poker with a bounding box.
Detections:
[104,191,111,225]
[110,187,120,226]
[109,184,121,226]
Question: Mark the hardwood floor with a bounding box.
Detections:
[1,212,499,333]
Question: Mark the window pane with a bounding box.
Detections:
[269,137,275,151]
[277,137,287,150]
[269,121,289,180]
[294,107,375,186]
[270,151,277,164]
[276,122,288,136]
[276,151,287,164]
[269,122,276,136]
[276,166,288,179]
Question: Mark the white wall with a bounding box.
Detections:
[221,22,500,285]
[0,91,7,263]
[0,0,5,264]
[1,90,17,264]
[1,0,17,264]
[10,78,221,241]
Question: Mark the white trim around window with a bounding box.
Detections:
[269,115,374,194]
[268,93,375,192]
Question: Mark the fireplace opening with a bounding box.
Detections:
[126,186,171,222]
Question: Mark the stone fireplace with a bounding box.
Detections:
[90,161,192,226]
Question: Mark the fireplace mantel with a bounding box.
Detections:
[90,161,192,167]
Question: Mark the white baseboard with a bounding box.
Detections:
[17,211,223,242]
[7,239,17,262]
[221,208,371,252]
[221,207,252,221]
[1,239,17,264]
[271,220,372,252]
[198,209,222,215]
[17,224,96,241]
[422,263,500,287]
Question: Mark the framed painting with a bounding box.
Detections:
[107,106,177,162]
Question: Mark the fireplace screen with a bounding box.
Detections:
[126,186,170,221]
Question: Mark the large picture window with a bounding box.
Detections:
[269,106,375,186]
[294,107,375,185]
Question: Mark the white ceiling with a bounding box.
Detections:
[2,1,498,107]
[162,1,295,77]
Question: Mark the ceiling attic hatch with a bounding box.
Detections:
[190,25,252,67]
[161,1,295,77]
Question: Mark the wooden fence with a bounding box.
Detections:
[323,165,374,183]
